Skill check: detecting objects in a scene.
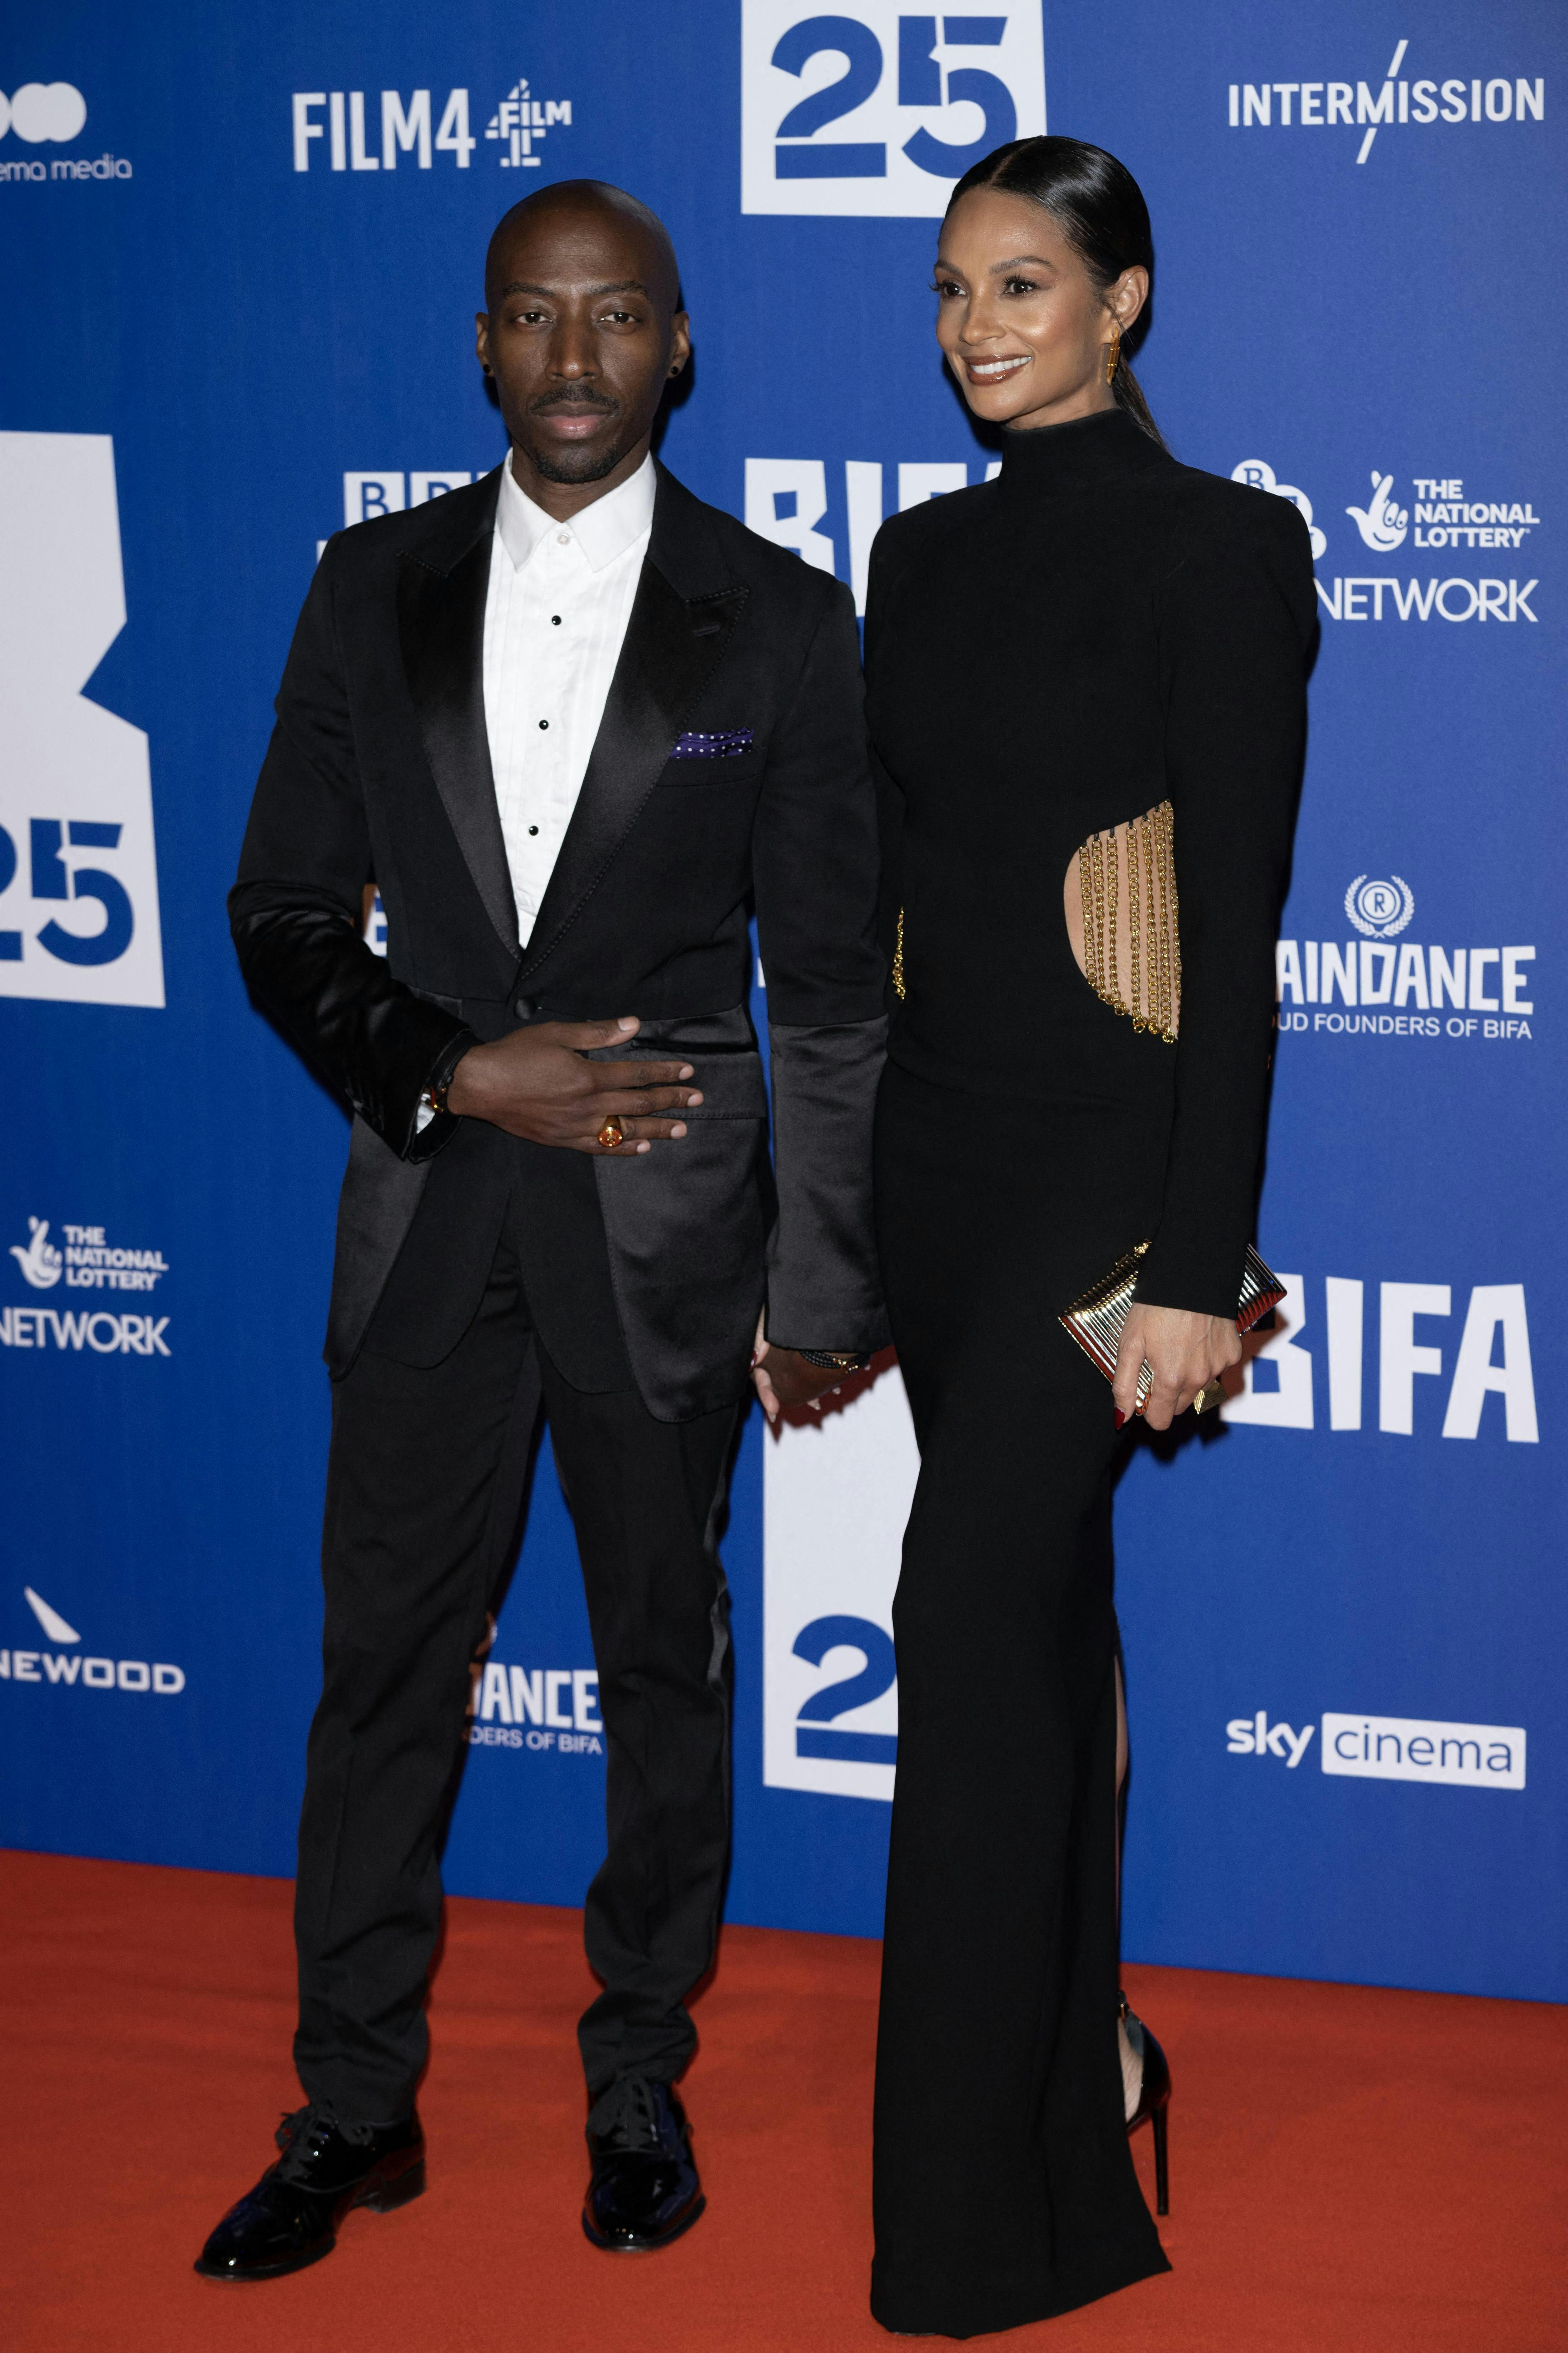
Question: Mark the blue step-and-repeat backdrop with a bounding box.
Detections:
[3,1,1563,2003]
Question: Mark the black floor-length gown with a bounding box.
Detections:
[864,406,1314,2337]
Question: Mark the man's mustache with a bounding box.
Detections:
[529,387,618,415]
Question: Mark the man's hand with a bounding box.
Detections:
[445,1015,702,1152]
[751,1311,851,1423]
[1113,1302,1243,1433]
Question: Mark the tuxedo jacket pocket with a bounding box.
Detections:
[654,753,763,788]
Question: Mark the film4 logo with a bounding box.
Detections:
[485,77,573,171]
[0,1586,185,1695]
[291,77,572,174]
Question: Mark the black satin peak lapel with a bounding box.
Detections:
[518,561,748,979]
[397,535,519,958]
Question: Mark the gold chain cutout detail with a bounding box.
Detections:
[892,906,907,1001]
[1076,802,1181,1041]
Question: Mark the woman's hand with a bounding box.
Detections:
[1113,1303,1243,1432]
[751,1310,847,1423]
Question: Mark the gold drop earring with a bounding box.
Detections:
[1104,321,1123,386]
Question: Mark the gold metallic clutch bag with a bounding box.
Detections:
[1059,1240,1286,1415]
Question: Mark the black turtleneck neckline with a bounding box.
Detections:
[996,402,1163,498]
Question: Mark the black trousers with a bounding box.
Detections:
[292,1182,739,2125]
[869,1062,1170,2337]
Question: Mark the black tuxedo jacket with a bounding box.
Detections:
[231,462,888,1420]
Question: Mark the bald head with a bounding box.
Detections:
[475,177,691,513]
[485,179,681,315]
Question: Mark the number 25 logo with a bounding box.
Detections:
[742,3,1046,217]
[0,821,135,967]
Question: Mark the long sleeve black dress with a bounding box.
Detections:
[864,404,1315,2337]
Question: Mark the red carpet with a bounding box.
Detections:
[2,1850,1563,2351]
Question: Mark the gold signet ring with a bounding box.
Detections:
[597,1117,625,1150]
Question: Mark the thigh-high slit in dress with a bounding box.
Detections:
[863,407,1314,2337]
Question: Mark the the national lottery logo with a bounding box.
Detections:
[4,1215,172,1357]
[1226,38,1546,166]
[10,1218,62,1290]
[741,3,1047,218]
[9,1216,169,1295]
[1345,472,1408,553]
[1232,452,1543,623]
[1345,473,1543,556]
[1,1585,186,1697]
[1344,876,1413,940]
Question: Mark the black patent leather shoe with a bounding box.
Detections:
[582,2076,705,2252]
[194,2103,425,2280]
[1120,1992,1172,2217]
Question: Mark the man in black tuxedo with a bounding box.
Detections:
[197,181,885,2281]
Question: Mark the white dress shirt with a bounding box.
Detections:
[482,451,655,947]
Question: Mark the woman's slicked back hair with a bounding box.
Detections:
[947,136,1164,446]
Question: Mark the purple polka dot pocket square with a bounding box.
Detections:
[668,728,754,760]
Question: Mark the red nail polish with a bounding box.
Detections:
[1113,1410,1125,1429]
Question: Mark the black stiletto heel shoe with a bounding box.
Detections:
[1120,1992,1172,2216]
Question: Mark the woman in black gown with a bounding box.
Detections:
[865,139,1314,2336]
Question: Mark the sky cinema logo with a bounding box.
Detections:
[1227,38,1546,166]
[1226,1710,1525,1791]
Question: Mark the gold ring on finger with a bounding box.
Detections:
[597,1116,625,1150]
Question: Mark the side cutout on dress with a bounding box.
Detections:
[1063,803,1181,1040]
